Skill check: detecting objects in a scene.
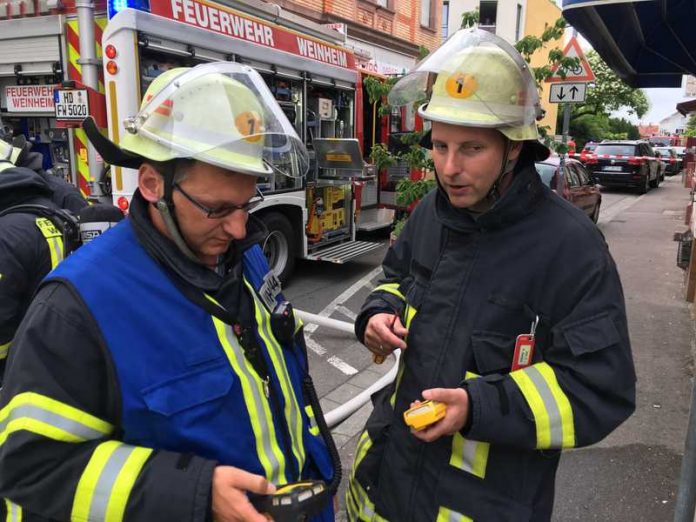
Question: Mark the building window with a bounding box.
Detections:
[515,4,523,41]
[442,1,450,43]
[421,0,432,28]
[376,0,388,7]
[479,1,497,30]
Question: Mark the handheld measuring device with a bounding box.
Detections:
[249,480,328,521]
[403,400,447,431]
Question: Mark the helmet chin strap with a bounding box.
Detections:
[155,198,202,264]
[486,139,517,203]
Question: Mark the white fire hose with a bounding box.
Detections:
[295,309,400,429]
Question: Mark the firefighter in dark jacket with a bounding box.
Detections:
[347,29,636,521]
[0,162,81,383]
[0,63,338,522]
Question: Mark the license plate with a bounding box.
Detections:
[603,166,623,172]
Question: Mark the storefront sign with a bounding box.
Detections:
[153,0,356,69]
[5,84,56,112]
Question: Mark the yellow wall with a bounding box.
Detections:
[524,0,562,136]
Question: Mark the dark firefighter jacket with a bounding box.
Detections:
[0,166,75,383]
[0,191,336,521]
[348,162,636,522]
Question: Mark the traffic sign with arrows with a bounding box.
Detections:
[549,82,587,103]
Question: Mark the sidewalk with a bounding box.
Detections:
[553,175,696,520]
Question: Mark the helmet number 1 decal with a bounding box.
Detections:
[235,111,263,143]
[445,73,478,99]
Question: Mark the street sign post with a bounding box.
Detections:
[549,82,587,103]
[546,36,595,83]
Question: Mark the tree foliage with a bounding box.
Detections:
[685,114,696,137]
[570,51,649,123]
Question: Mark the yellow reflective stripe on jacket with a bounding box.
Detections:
[403,303,417,329]
[304,405,320,436]
[373,283,405,301]
[34,218,64,269]
[0,392,113,446]
[346,430,389,522]
[245,279,306,476]
[450,372,489,478]
[510,362,575,449]
[389,355,406,409]
[0,340,10,360]
[210,314,286,484]
[4,499,22,522]
[436,506,473,522]
[71,440,152,522]
[450,433,489,479]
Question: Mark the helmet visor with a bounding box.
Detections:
[388,28,542,129]
[129,62,307,178]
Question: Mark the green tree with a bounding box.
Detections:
[570,51,649,124]
[685,114,696,137]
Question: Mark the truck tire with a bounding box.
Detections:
[260,212,296,284]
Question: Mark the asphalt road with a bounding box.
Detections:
[283,175,695,521]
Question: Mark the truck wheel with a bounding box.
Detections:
[260,212,296,284]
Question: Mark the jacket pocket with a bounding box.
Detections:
[142,362,233,416]
[470,331,517,375]
[435,465,532,522]
[561,312,620,357]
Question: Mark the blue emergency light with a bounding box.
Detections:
[107,0,150,19]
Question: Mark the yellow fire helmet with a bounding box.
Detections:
[0,139,13,163]
[119,62,307,178]
[389,28,547,155]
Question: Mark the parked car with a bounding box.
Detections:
[653,146,682,176]
[536,156,602,223]
[585,140,660,193]
[653,150,667,181]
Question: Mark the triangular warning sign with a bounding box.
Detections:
[545,36,595,83]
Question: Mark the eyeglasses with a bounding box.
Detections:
[174,183,264,219]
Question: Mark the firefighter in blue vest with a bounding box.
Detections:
[348,29,635,521]
[0,63,338,521]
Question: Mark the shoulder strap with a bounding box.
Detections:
[242,244,284,311]
[0,204,80,253]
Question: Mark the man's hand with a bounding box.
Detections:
[364,313,408,358]
[409,388,470,443]
[211,466,276,522]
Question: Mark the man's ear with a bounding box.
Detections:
[508,140,524,161]
[138,163,163,203]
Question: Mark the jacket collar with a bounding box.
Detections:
[128,189,266,293]
[435,161,543,233]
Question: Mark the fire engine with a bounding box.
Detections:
[0,0,419,281]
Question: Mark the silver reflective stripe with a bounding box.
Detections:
[0,404,105,440]
[526,365,563,447]
[248,288,304,468]
[88,445,133,521]
[47,237,64,268]
[6,500,21,522]
[460,438,478,474]
[221,324,283,483]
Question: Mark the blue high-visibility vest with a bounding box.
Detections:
[50,219,334,520]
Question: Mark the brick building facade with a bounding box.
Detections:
[276,0,442,75]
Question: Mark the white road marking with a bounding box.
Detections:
[335,305,358,321]
[304,265,382,334]
[304,336,327,356]
[598,194,645,225]
[327,356,358,375]
[301,266,382,375]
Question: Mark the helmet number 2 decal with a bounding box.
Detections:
[235,111,263,143]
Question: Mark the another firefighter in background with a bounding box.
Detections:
[0,140,84,383]
[0,63,338,521]
[348,28,635,521]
